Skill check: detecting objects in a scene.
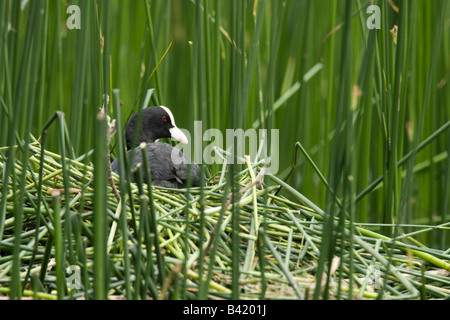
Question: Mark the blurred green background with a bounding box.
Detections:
[1,0,449,247]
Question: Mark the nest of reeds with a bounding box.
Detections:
[0,141,449,300]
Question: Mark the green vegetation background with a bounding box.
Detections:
[0,0,449,246]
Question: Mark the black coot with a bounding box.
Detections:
[111,106,200,188]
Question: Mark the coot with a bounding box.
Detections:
[111,106,200,188]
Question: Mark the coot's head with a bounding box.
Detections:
[125,106,188,149]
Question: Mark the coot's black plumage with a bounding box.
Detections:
[111,106,200,188]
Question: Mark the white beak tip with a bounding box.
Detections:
[169,126,189,144]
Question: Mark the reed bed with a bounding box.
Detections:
[1,0,449,301]
[0,140,449,300]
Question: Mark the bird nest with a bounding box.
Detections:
[0,141,449,300]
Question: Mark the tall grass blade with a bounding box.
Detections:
[93,110,108,299]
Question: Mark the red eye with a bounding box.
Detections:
[162,116,167,121]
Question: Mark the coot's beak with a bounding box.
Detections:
[169,126,188,144]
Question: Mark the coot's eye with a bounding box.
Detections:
[162,116,167,121]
